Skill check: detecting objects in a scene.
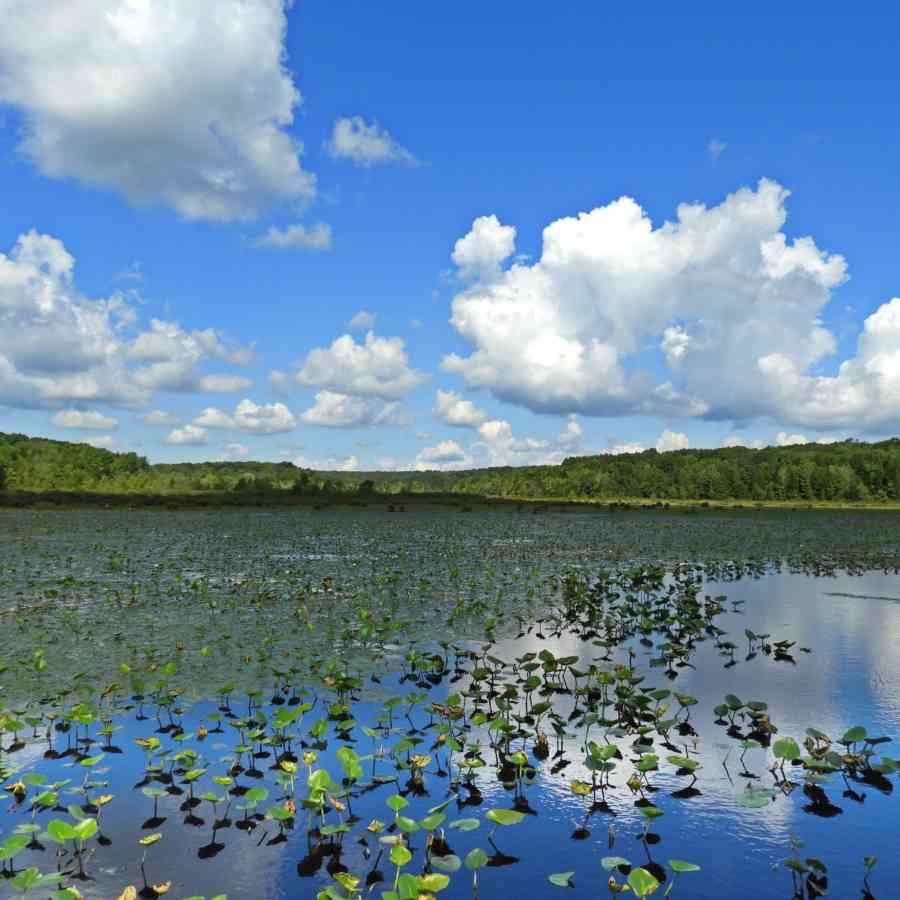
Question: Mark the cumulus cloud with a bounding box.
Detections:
[472,419,561,467]
[722,434,766,450]
[655,429,690,452]
[129,319,253,394]
[441,180,900,432]
[328,116,416,167]
[268,370,291,396]
[558,414,582,449]
[775,431,809,447]
[757,297,900,430]
[141,410,179,426]
[414,440,472,471]
[52,409,118,430]
[84,434,118,449]
[220,441,250,460]
[254,223,332,251]
[230,399,297,434]
[194,407,237,429]
[163,424,208,446]
[347,310,376,331]
[294,452,359,472]
[0,0,314,221]
[299,391,410,428]
[451,215,516,282]
[194,399,296,434]
[0,230,146,409]
[605,442,646,455]
[418,413,588,470]
[433,389,488,428]
[0,230,252,413]
[295,331,427,400]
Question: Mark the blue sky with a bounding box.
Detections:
[1,2,899,470]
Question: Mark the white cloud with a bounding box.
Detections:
[775,431,809,447]
[84,434,118,449]
[197,374,253,393]
[194,399,296,434]
[268,370,290,395]
[254,223,332,251]
[451,214,516,282]
[142,410,179,426]
[605,442,646,455]
[293,453,359,472]
[163,424,208,446]
[558,414,582,449]
[722,434,766,450]
[328,116,416,167]
[414,440,472,471]
[433,389,488,428]
[295,331,427,400]
[0,230,148,409]
[0,0,314,221]
[194,407,236,429]
[441,180,900,432]
[757,297,900,430]
[347,310,376,331]
[655,429,690,453]
[708,137,727,160]
[300,392,366,427]
[52,409,118,430]
[472,419,561,467]
[129,319,253,394]
[418,414,589,470]
[220,442,250,460]
[299,391,409,428]
[233,399,295,434]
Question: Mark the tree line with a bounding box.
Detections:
[2,430,899,503]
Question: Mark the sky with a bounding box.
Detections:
[1,2,899,472]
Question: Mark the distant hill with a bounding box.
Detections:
[1,430,899,503]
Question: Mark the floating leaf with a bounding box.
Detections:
[669,860,700,873]
[627,867,660,897]
[841,726,867,744]
[773,738,801,761]
[390,844,412,867]
[601,856,631,871]
[449,817,480,831]
[485,808,525,826]
[432,854,462,873]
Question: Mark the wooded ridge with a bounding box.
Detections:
[3,431,900,503]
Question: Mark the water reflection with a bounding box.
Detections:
[0,571,897,899]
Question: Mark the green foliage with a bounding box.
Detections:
[2,431,899,504]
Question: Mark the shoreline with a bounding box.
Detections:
[3,489,900,513]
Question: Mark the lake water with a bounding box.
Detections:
[0,507,898,899]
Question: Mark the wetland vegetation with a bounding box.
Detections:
[1,500,899,898]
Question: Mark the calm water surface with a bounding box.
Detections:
[0,509,898,899]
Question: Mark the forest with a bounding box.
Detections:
[2,430,900,503]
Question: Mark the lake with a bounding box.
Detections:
[1,506,898,899]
